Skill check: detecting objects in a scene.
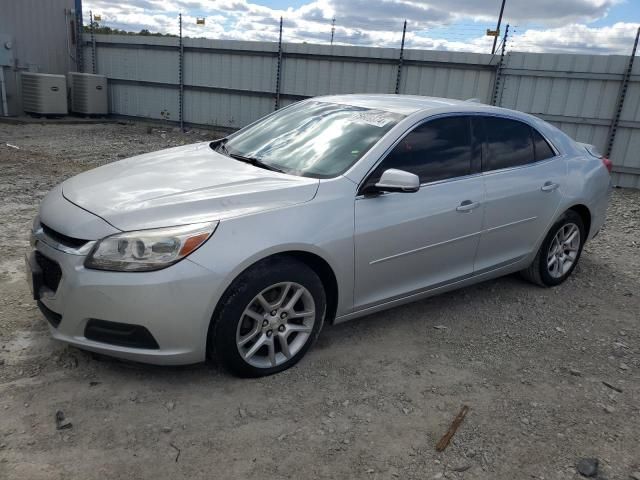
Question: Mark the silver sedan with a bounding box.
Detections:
[27,94,612,376]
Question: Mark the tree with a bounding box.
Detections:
[82,23,177,37]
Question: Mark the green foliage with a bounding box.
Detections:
[82,22,177,37]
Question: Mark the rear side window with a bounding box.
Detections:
[367,116,472,185]
[483,117,534,171]
[532,128,556,161]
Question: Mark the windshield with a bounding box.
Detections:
[218,101,405,178]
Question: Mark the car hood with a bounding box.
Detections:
[62,142,320,231]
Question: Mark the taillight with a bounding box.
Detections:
[601,156,612,174]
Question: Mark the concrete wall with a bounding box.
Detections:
[0,0,79,115]
[84,34,640,187]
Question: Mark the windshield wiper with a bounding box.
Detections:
[212,139,286,173]
[228,153,286,174]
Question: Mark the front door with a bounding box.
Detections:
[354,115,485,310]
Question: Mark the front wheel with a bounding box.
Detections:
[521,210,586,287]
[210,257,326,377]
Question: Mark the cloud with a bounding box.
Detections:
[508,22,640,54]
[82,0,637,55]
[295,0,621,30]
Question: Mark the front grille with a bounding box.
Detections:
[35,251,62,292]
[84,319,160,350]
[37,301,62,328]
[41,223,89,249]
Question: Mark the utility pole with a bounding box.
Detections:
[491,0,506,55]
[330,17,336,45]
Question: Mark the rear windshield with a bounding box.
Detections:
[221,101,405,178]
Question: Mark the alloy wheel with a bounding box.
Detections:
[236,282,316,368]
[547,223,581,278]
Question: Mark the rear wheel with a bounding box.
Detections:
[521,210,585,287]
[210,257,326,377]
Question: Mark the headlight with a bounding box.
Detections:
[85,221,218,272]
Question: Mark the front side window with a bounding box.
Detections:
[218,101,404,178]
[483,117,534,171]
[364,116,473,187]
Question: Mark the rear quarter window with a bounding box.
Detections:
[532,128,556,161]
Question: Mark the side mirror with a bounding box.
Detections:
[373,169,420,193]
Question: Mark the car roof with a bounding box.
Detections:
[314,94,475,115]
[313,93,575,155]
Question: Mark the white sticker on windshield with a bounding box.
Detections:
[351,111,392,128]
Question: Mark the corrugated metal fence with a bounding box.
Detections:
[83,34,640,188]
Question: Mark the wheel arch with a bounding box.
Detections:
[206,248,340,358]
[527,202,593,269]
[283,251,339,325]
[566,204,592,238]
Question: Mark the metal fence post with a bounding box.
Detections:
[274,17,283,110]
[606,26,640,159]
[178,13,184,132]
[90,10,96,74]
[491,24,509,106]
[394,20,407,94]
[75,0,83,72]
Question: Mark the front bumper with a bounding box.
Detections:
[30,238,221,365]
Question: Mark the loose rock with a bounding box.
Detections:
[452,464,471,472]
[55,410,72,430]
[577,458,599,477]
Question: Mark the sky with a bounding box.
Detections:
[82,0,640,55]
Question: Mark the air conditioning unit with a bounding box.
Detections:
[68,72,108,115]
[21,72,67,115]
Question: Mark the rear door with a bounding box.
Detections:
[474,116,567,273]
[353,116,485,310]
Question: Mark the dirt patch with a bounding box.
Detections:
[1,122,639,480]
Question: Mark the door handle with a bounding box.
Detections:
[541,181,559,192]
[456,200,481,212]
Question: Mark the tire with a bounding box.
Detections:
[209,256,326,377]
[521,210,585,287]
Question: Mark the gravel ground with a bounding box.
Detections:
[0,121,639,480]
